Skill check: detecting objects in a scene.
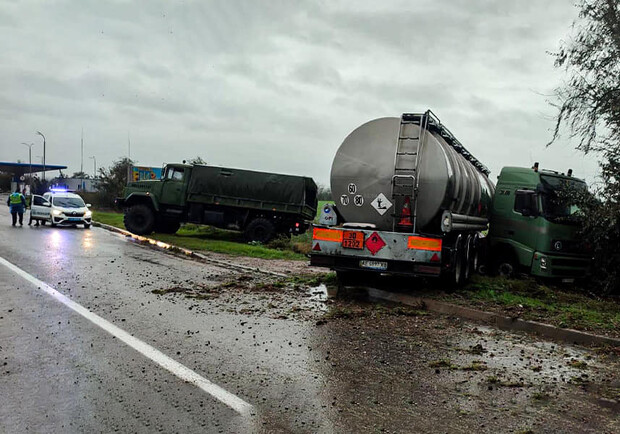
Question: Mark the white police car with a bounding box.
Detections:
[31,190,92,228]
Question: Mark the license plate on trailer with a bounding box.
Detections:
[359,260,388,271]
[68,217,82,221]
[562,278,575,283]
[342,230,364,249]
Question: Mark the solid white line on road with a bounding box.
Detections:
[0,256,254,417]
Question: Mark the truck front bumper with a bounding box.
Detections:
[530,251,591,279]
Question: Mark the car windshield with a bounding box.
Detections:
[52,196,85,208]
[539,175,587,222]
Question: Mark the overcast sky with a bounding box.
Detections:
[0,0,599,187]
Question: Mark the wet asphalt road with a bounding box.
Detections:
[0,205,334,433]
[0,201,619,433]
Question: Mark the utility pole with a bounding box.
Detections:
[36,131,46,180]
[21,142,35,193]
[89,156,97,178]
[81,128,84,191]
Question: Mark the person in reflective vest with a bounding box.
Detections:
[7,189,26,226]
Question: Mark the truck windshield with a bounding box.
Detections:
[539,175,587,223]
[52,196,85,208]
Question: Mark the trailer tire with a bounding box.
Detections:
[443,236,465,287]
[464,235,473,282]
[244,218,275,243]
[124,204,156,235]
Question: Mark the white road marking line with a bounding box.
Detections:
[0,256,254,417]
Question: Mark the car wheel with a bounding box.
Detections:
[84,223,91,229]
[124,204,155,235]
[244,218,276,243]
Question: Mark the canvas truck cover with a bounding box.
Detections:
[187,165,317,220]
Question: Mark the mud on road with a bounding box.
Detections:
[152,269,620,434]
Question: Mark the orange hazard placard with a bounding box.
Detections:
[342,230,364,249]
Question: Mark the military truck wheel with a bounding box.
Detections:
[124,204,155,235]
[244,218,275,243]
[156,221,180,234]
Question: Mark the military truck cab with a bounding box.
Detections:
[488,165,590,280]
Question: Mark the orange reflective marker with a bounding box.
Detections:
[408,236,442,251]
[312,228,343,242]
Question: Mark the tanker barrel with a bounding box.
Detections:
[331,114,495,233]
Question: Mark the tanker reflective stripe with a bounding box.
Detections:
[407,236,442,251]
[313,227,343,242]
[371,193,392,216]
[9,193,22,205]
[353,195,364,206]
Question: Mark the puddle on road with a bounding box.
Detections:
[443,324,611,394]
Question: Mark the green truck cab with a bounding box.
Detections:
[488,165,590,280]
[116,163,318,242]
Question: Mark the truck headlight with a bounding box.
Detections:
[540,256,548,270]
[52,209,62,216]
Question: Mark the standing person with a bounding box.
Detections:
[7,188,26,226]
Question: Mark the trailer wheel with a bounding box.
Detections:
[244,218,275,243]
[463,235,478,283]
[443,236,465,287]
[124,204,155,235]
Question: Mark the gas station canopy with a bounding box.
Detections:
[0,161,67,176]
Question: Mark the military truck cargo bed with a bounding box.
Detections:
[187,165,316,220]
[119,162,318,243]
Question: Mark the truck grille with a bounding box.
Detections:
[551,258,590,268]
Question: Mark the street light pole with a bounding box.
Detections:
[21,142,35,193]
[89,156,97,178]
[36,131,46,181]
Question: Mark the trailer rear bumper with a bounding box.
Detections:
[310,254,441,276]
[309,226,443,277]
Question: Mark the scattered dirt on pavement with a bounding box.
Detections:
[197,251,329,276]
[148,266,620,433]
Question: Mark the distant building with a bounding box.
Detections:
[51,178,99,193]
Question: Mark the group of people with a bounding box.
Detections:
[6,189,43,227]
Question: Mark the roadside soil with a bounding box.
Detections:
[194,250,329,276]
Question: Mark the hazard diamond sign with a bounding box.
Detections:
[365,232,386,256]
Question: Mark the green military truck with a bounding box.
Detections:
[487,164,590,280]
[116,163,318,242]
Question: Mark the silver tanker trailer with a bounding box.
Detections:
[310,110,495,285]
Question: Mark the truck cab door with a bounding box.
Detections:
[31,195,51,220]
[160,166,187,207]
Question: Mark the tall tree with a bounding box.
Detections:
[97,157,133,207]
[551,0,620,154]
[187,156,207,165]
[551,0,620,294]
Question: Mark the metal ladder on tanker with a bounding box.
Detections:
[391,112,430,232]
